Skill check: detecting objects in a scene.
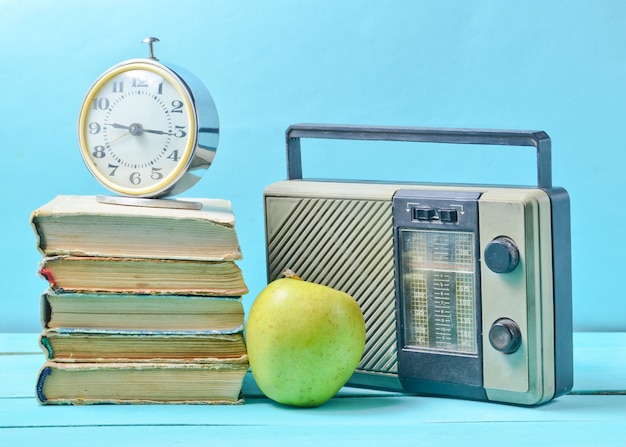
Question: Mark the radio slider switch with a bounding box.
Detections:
[412,208,458,222]
[413,208,437,221]
[439,209,458,223]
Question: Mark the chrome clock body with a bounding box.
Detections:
[78,43,219,198]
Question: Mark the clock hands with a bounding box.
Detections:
[106,122,174,137]
[107,131,132,145]
[144,128,175,136]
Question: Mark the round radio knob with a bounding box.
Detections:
[489,318,522,354]
[484,236,519,273]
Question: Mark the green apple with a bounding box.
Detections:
[246,272,366,407]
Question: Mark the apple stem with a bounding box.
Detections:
[283,268,302,280]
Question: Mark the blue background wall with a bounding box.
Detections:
[2,0,624,332]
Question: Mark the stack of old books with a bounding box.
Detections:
[30,195,248,405]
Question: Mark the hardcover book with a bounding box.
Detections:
[39,256,248,296]
[40,328,247,363]
[41,290,244,331]
[36,360,248,405]
[31,195,242,261]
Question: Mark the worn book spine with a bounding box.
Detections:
[40,289,245,331]
[30,195,243,261]
[36,360,248,405]
[38,256,248,296]
[39,327,248,363]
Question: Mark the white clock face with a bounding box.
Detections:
[78,62,197,197]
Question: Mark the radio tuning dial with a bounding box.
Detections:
[489,318,522,354]
[484,236,520,273]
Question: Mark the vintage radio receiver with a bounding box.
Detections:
[264,124,572,405]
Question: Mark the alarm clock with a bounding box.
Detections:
[77,38,219,208]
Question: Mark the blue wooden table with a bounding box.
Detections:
[1,333,625,446]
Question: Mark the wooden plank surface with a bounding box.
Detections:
[1,396,625,446]
[570,332,626,393]
[1,333,625,446]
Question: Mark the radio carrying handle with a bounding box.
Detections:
[286,123,552,189]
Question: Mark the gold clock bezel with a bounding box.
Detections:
[77,59,198,198]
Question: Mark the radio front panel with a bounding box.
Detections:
[393,190,486,400]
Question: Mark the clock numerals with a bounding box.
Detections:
[108,164,119,176]
[110,78,164,95]
[170,100,184,113]
[132,77,148,88]
[92,146,106,159]
[92,98,110,111]
[167,150,180,162]
[104,164,160,182]
[89,122,101,134]
[174,126,186,138]
[151,167,164,180]
[126,168,164,186]
[130,172,141,185]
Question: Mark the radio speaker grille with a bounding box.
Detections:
[265,197,398,376]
